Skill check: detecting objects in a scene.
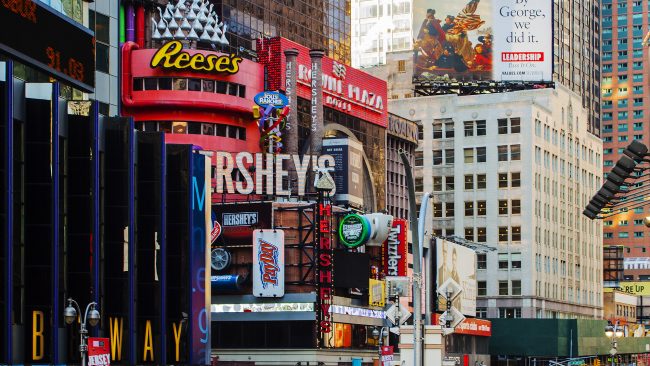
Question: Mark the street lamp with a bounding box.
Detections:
[372,326,389,364]
[64,298,100,366]
[605,322,624,366]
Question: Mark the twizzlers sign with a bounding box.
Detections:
[317,201,333,342]
[383,219,407,277]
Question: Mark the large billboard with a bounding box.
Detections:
[322,138,364,208]
[413,0,552,82]
[436,239,476,317]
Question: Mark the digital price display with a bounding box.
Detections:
[0,1,95,92]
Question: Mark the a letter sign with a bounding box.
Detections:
[252,229,285,297]
[254,91,289,109]
[339,214,370,248]
[87,337,111,366]
[150,40,242,75]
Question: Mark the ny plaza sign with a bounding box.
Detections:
[213,152,336,196]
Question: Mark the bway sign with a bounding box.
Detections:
[213,152,335,196]
[339,214,370,248]
[383,219,408,277]
[150,40,242,75]
[252,230,285,297]
[87,337,111,366]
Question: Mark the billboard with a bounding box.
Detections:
[413,0,552,82]
[212,202,273,245]
[619,282,650,296]
[382,219,408,277]
[252,229,285,297]
[436,239,476,317]
[323,138,364,208]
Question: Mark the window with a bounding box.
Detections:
[464,148,474,163]
[512,200,521,214]
[512,280,522,295]
[478,281,487,296]
[498,119,508,134]
[445,176,455,191]
[445,121,455,138]
[433,177,443,191]
[476,307,487,318]
[477,254,487,269]
[464,227,474,241]
[433,122,443,139]
[433,150,443,165]
[477,201,487,216]
[499,200,508,215]
[477,227,486,242]
[498,173,508,188]
[499,308,522,318]
[477,174,486,189]
[465,201,474,216]
[619,232,629,238]
[465,175,474,190]
[511,172,521,187]
[464,121,474,136]
[445,202,455,217]
[90,10,110,73]
[445,149,455,165]
[499,281,509,295]
[511,118,521,133]
[477,147,487,162]
[512,226,521,241]
[498,145,509,161]
[476,120,486,135]
[510,145,521,160]
[397,60,406,72]
[432,203,443,218]
[415,151,423,166]
[511,253,521,269]
[499,227,509,242]
[498,254,509,269]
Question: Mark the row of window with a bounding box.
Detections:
[419,145,521,166]
[475,307,522,318]
[425,173,521,192]
[602,122,644,132]
[428,118,521,140]
[604,232,646,239]
[137,121,247,140]
[132,77,247,98]
[604,216,650,226]
[602,135,644,143]
[602,111,644,120]
[602,61,644,72]
[432,200,521,217]
[534,119,601,166]
[477,280,522,296]
[602,74,644,83]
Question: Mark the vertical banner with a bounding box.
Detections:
[252,229,285,298]
[309,49,325,155]
[88,338,111,366]
[203,156,212,359]
[316,198,333,347]
[383,219,408,277]
[283,48,299,156]
[322,138,364,208]
[189,152,209,365]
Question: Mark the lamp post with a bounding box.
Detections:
[64,298,101,366]
[372,326,388,365]
[605,322,624,366]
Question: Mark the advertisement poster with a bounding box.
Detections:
[252,229,285,297]
[212,202,273,245]
[382,219,408,277]
[322,138,364,208]
[369,279,386,307]
[413,0,552,81]
[88,338,111,366]
[436,239,477,317]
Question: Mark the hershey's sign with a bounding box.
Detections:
[213,152,335,196]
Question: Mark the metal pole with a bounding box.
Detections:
[400,150,422,366]
[420,193,432,326]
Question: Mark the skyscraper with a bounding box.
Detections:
[350,0,413,67]
[600,0,650,281]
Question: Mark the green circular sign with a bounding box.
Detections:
[338,214,370,248]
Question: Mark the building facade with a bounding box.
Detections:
[600,0,650,282]
[386,113,418,220]
[351,0,412,68]
[390,85,604,319]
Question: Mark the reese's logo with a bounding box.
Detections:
[150,40,242,75]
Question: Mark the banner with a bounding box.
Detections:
[436,239,477,317]
[252,230,285,297]
[369,279,386,307]
[413,0,552,81]
[383,219,408,277]
[88,338,111,366]
[619,282,650,296]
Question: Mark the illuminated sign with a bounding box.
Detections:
[339,214,370,248]
[383,219,408,277]
[0,0,95,91]
[254,91,288,108]
[150,41,242,75]
[317,202,334,339]
[253,230,285,297]
[213,152,335,196]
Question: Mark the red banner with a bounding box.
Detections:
[432,315,492,337]
[87,337,111,366]
[383,219,408,277]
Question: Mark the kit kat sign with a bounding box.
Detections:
[260,38,388,128]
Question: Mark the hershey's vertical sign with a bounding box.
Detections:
[316,198,333,346]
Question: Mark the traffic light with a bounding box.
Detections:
[594,358,601,366]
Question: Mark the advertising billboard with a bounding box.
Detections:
[436,239,476,317]
[323,138,364,208]
[382,219,408,277]
[212,202,273,245]
[252,229,285,298]
[413,0,552,82]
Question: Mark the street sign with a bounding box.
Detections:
[399,307,411,325]
[439,307,466,329]
[385,304,398,325]
[437,278,462,301]
[389,326,401,335]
